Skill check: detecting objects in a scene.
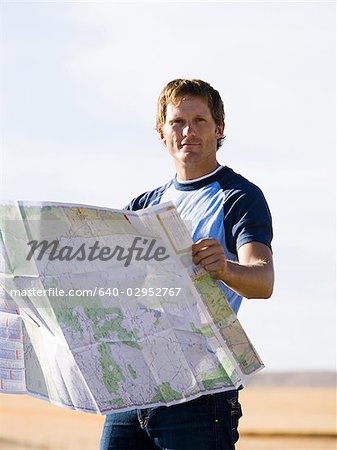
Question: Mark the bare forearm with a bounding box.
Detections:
[220,259,274,299]
[192,239,274,300]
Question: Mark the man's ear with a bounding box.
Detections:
[159,129,166,146]
[215,123,225,139]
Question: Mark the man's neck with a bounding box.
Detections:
[175,161,220,182]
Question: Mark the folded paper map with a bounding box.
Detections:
[0,201,263,414]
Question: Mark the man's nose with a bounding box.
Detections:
[182,123,196,137]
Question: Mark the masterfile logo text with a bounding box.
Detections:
[26,237,170,267]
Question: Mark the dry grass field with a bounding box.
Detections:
[237,387,336,450]
[0,387,336,450]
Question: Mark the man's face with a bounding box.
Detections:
[160,96,224,167]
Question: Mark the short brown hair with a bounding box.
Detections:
[156,79,225,149]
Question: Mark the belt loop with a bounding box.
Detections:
[137,408,150,429]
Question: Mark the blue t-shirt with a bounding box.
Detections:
[125,165,273,314]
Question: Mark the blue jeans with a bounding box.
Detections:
[100,390,242,450]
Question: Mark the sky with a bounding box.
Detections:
[1,1,336,372]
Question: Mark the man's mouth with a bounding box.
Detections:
[181,142,201,147]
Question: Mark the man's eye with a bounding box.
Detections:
[172,119,183,124]
[196,118,206,122]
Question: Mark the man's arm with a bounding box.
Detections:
[192,239,274,299]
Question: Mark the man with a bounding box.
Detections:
[100,79,274,450]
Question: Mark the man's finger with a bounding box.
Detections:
[193,245,224,265]
[192,238,218,254]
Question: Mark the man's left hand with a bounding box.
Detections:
[192,238,274,299]
[192,238,228,279]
